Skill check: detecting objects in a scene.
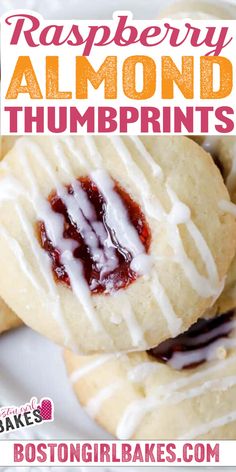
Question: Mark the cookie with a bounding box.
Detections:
[65,310,236,439]
[160,0,236,19]
[0,297,22,334]
[0,136,235,353]
[0,136,22,334]
[195,137,236,203]
[192,137,236,314]
[1,136,19,157]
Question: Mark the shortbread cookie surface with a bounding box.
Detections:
[0,136,22,334]
[65,311,236,439]
[0,136,235,353]
[0,298,22,334]
[1,136,19,158]
[193,137,236,314]
[196,137,236,203]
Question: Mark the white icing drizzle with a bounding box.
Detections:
[84,136,103,167]
[0,138,149,349]
[152,346,236,396]
[167,223,219,298]
[70,354,116,383]
[51,137,75,175]
[151,273,182,336]
[166,185,220,296]
[0,135,226,347]
[60,137,90,172]
[110,136,222,300]
[168,200,191,225]
[14,203,76,349]
[91,169,145,259]
[110,136,165,220]
[27,140,148,349]
[109,136,183,333]
[183,319,236,347]
[0,175,25,202]
[76,321,236,439]
[0,190,77,349]
[116,396,158,440]
[169,334,236,370]
[118,370,236,439]
[70,316,236,439]
[60,181,119,280]
[71,361,161,416]
[0,164,76,346]
[52,138,149,347]
[219,199,236,217]
[147,144,220,295]
[21,148,108,337]
[15,204,54,290]
[85,380,123,418]
[129,136,163,179]
[0,142,115,351]
[164,375,236,406]
[128,362,161,383]
[80,139,150,347]
[116,354,236,439]
[130,254,154,275]
[114,293,147,348]
[180,410,236,440]
[61,250,106,330]
[49,140,120,280]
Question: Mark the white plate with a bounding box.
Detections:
[0,327,113,472]
[1,326,234,472]
[0,326,110,440]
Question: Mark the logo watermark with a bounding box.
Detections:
[0,397,54,435]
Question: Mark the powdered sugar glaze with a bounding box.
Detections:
[0,136,231,349]
[69,311,236,439]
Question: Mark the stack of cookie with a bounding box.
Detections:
[0,135,236,439]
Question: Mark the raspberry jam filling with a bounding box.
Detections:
[147,311,234,370]
[37,176,151,294]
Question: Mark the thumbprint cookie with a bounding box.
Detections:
[65,310,236,439]
[0,136,22,334]
[192,136,236,314]
[0,136,235,353]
